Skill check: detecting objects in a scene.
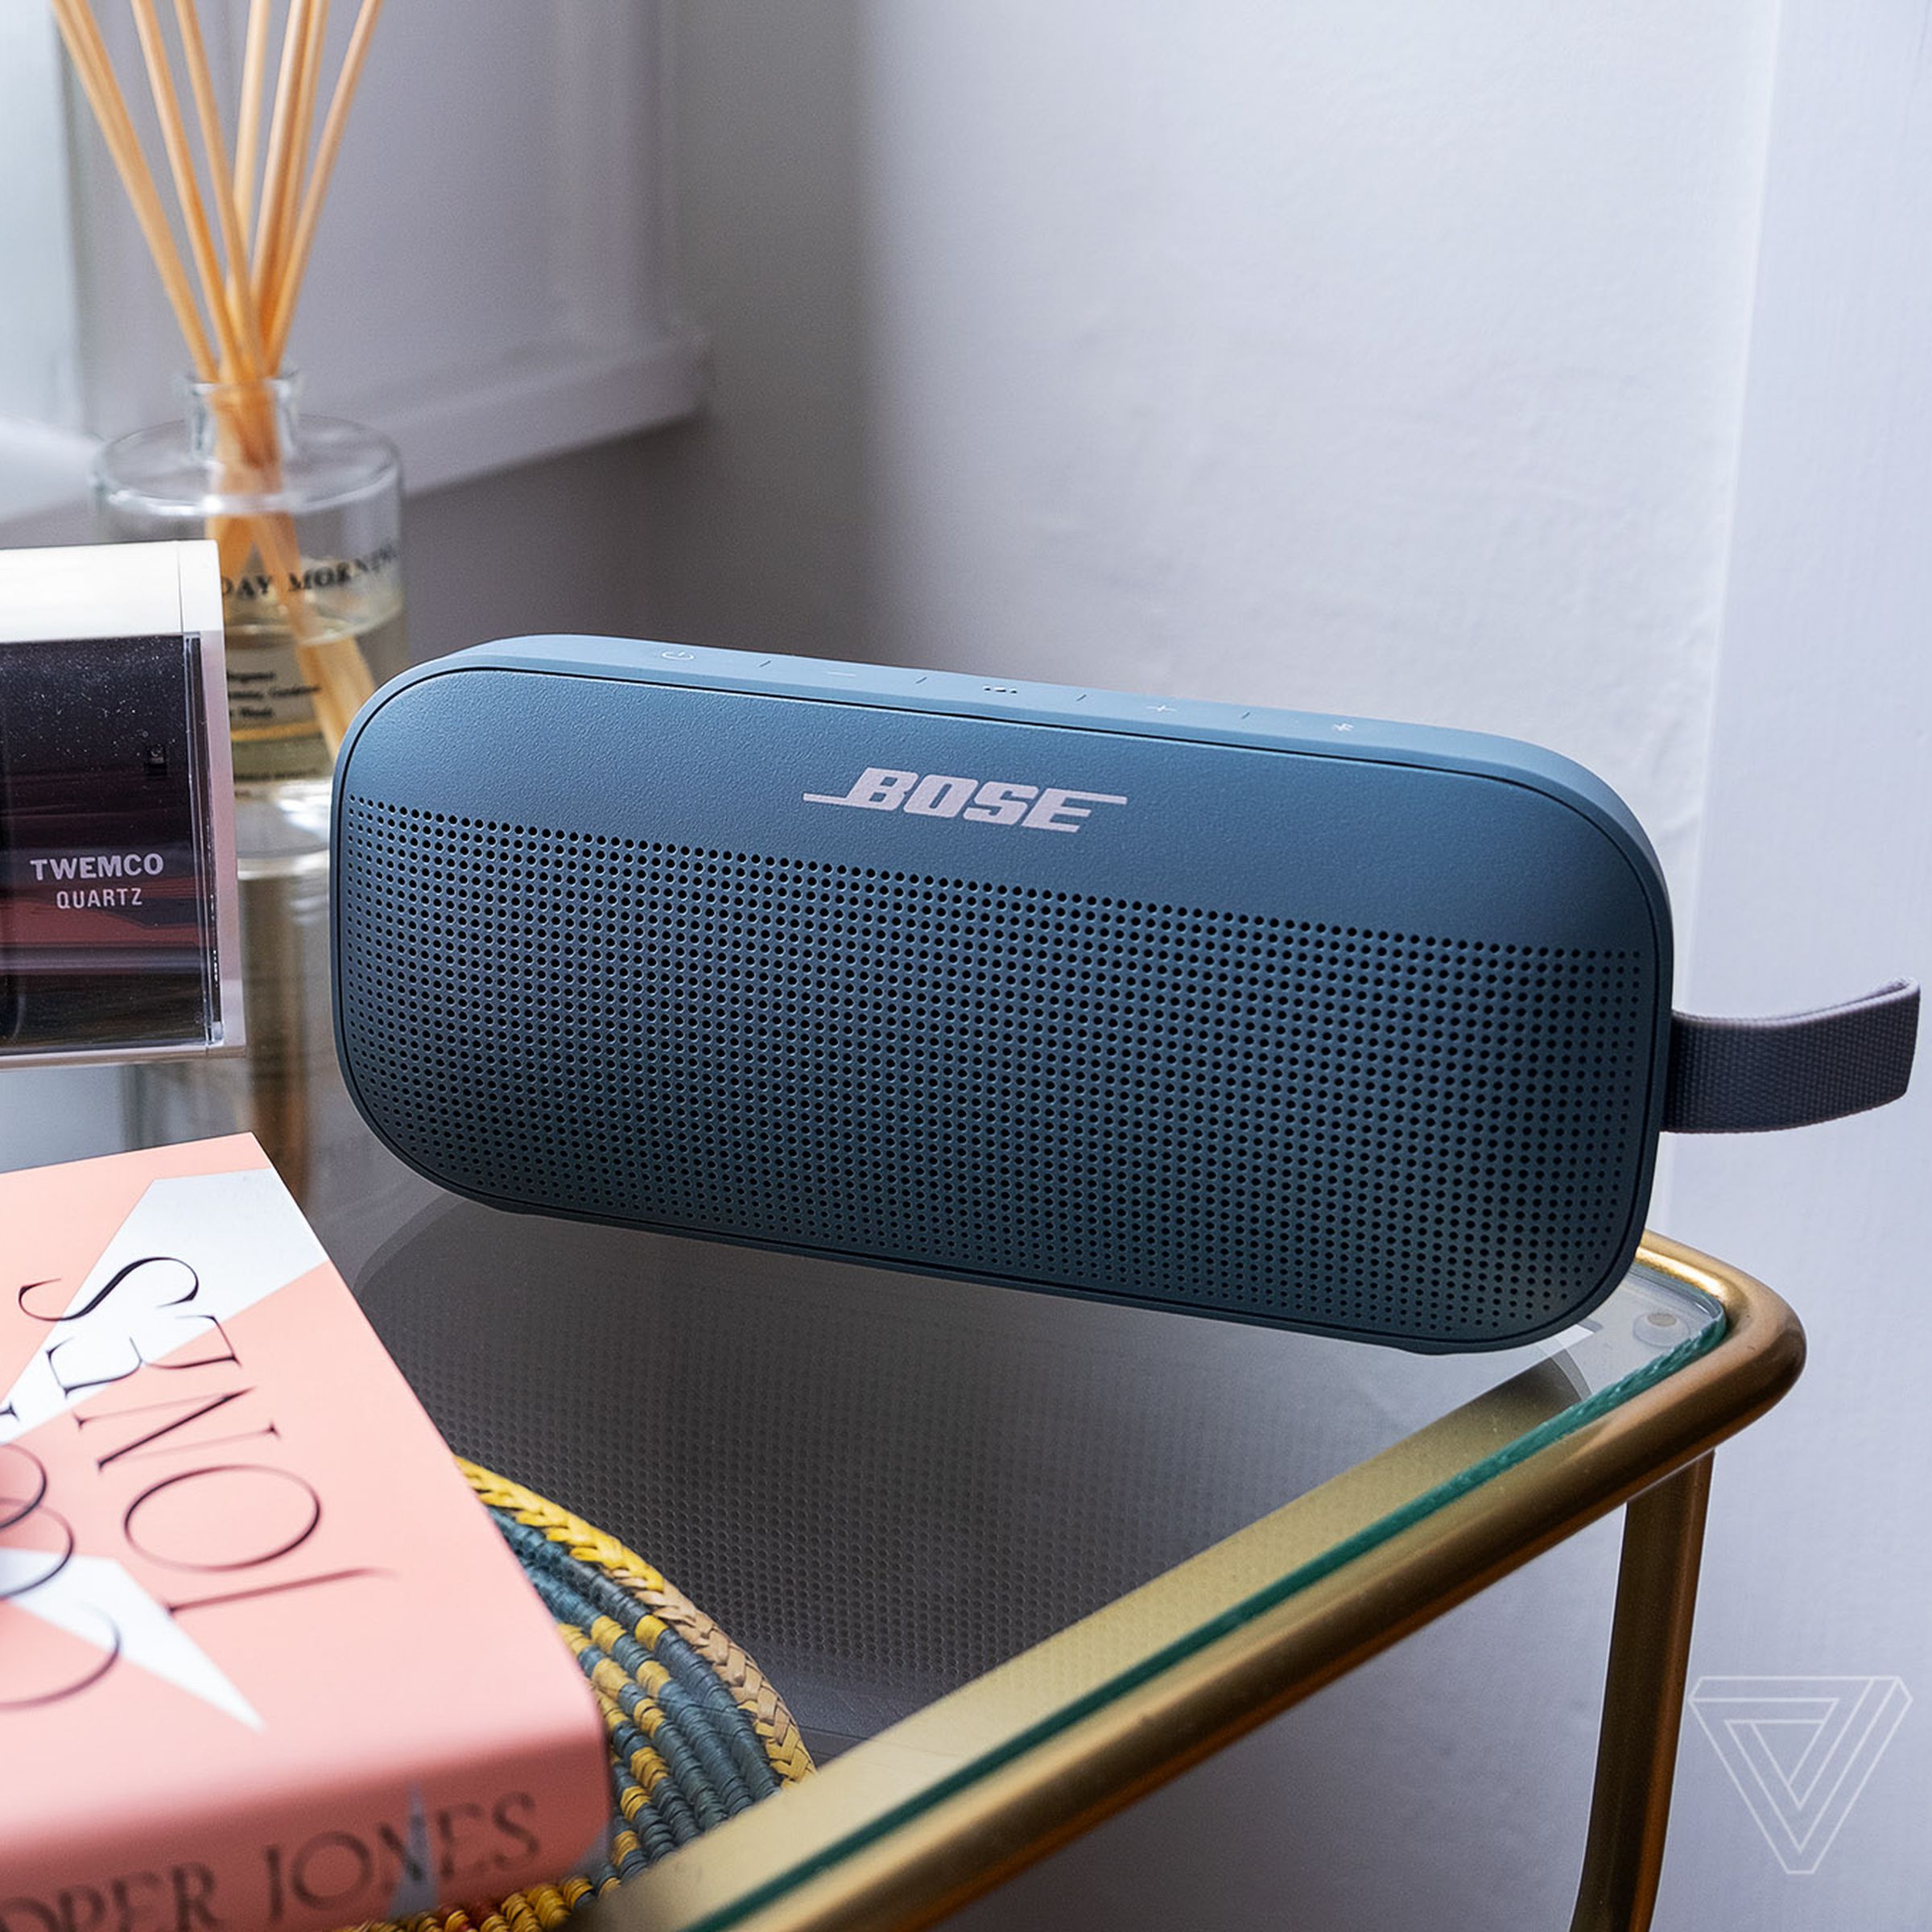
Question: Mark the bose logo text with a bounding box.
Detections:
[803,769,1128,832]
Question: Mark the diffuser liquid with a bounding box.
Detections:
[227,595,406,788]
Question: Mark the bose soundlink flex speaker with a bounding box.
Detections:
[331,640,1918,1352]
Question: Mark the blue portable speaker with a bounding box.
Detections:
[331,639,1917,1351]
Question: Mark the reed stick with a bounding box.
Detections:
[268,0,383,363]
[232,0,271,233]
[250,0,312,321]
[49,0,217,379]
[53,0,389,758]
[261,0,328,323]
[159,0,286,606]
[132,0,283,645]
[126,0,246,377]
[166,0,268,377]
[288,0,331,225]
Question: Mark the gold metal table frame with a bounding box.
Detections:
[582,1235,1804,1932]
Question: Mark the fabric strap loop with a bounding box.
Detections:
[1664,980,1920,1134]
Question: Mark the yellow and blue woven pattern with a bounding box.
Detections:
[349,1462,813,1932]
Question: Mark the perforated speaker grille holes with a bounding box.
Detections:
[338,802,1655,1344]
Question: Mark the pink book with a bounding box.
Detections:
[0,1136,610,1930]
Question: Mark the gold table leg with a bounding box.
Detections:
[1570,1452,1715,1932]
[597,1242,1800,1932]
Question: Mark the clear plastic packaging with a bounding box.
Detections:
[95,376,407,1212]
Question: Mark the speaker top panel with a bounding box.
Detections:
[333,639,1673,1351]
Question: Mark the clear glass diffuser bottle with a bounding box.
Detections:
[95,373,408,1228]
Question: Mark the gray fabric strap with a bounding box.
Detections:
[1664,979,1920,1134]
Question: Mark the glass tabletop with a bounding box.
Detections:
[334,1158,1734,1931]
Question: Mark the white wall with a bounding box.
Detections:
[617,0,870,660]
[636,0,1777,915]
[1662,4,1932,1925]
[862,4,1770,908]
[0,12,81,428]
[622,2,1926,1927]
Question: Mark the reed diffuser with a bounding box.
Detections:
[56,0,404,1217]
[60,0,398,771]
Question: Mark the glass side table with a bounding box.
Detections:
[343,1176,1802,1932]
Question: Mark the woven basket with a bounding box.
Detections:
[351,1462,814,1932]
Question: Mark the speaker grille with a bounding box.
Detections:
[338,800,1654,1344]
